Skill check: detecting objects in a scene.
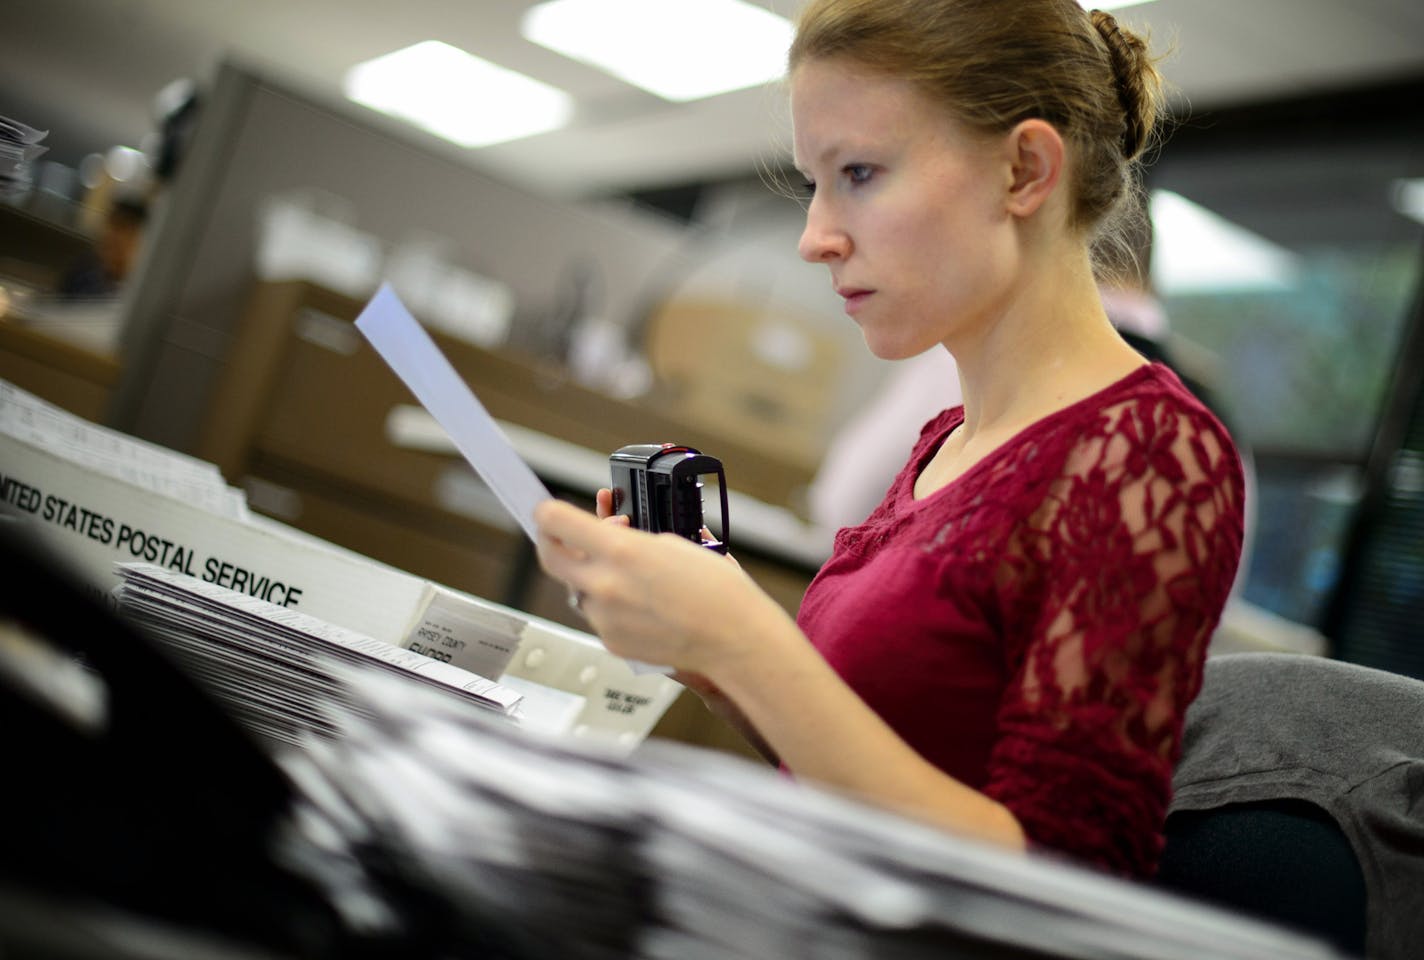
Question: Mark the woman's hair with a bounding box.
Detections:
[789,0,1165,256]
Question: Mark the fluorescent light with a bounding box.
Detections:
[1149,190,1300,295]
[1077,0,1159,10]
[104,145,147,183]
[1392,178,1424,225]
[345,41,573,148]
[522,0,794,102]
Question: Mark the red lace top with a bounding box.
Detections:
[796,363,1244,878]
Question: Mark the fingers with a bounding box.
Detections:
[534,498,634,591]
[534,500,594,586]
[597,490,630,528]
[534,499,610,555]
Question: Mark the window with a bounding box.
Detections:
[1146,79,1424,651]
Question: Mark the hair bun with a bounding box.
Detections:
[1091,9,1161,160]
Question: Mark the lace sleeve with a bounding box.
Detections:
[982,393,1244,877]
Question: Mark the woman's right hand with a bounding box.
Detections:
[580,488,771,761]
[596,487,732,560]
[594,488,624,522]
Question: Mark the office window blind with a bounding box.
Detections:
[1330,307,1424,679]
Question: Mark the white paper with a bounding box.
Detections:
[354,283,550,542]
[0,381,248,519]
[355,285,672,676]
[115,562,524,720]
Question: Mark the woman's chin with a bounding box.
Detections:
[863,332,929,363]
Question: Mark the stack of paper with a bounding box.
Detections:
[113,563,523,747]
[2,378,679,748]
[276,666,1340,960]
[0,381,249,520]
[0,115,48,201]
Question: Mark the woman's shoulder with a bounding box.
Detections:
[1057,362,1237,450]
[897,405,966,479]
[1068,360,1207,414]
[1110,361,1223,417]
[915,405,966,446]
[1018,362,1243,509]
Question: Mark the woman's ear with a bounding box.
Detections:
[1003,119,1064,219]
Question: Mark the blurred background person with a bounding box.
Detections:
[56,192,148,299]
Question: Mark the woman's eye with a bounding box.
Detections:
[844,164,874,184]
[800,178,817,198]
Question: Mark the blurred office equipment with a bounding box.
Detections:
[112,562,525,746]
[0,525,357,959]
[109,59,702,457]
[88,58,834,761]
[2,377,681,751]
[0,309,122,421]
[282,663,1344,960]
[643,296,844,482]
[195,280,820,593]
[1322,250,1424,678]
[254,189,382,301]
[0,113,46,202]
[0,200,92,297]
[109,58,841,508]
[1,518,1343,960]
[1145,79,1424,671]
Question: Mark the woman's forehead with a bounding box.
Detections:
[790,62,958,165]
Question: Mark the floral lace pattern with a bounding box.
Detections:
[798,364,1244,877]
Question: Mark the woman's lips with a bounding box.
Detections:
[837,287,873,315]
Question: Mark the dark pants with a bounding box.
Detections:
[1156,798,1367,957]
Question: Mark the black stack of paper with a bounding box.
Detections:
[276,666,1343,960]
[0,115,47,202]
[113,562,523,748]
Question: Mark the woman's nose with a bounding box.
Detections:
[798,199,848,263]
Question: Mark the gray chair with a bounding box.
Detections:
[1156,653,1424,959]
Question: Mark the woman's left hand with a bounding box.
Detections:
[533,498,780,675]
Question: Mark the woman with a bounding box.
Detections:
[535,0,1244,879]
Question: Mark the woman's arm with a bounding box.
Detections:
[707,591,1024,848]
[535,498,1026,851]
[672,670,781,766]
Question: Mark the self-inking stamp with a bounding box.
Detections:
[608,443,729,554]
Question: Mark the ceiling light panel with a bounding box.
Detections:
[1076,0,1156,9]
[1150,190,1300,295]
[1078,0,1159,10]
[522,0,795,102]
[1392,178,1424,225]
[345,41,574,148]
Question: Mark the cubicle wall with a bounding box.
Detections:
[100,60,838,760]
[111,58,700,454]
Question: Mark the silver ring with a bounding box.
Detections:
[567,590,585,613]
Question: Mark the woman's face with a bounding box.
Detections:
[791,58,1016,360]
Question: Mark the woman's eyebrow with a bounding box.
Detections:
[793,141,853,176]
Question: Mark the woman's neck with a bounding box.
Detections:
[948,244,1144,444]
